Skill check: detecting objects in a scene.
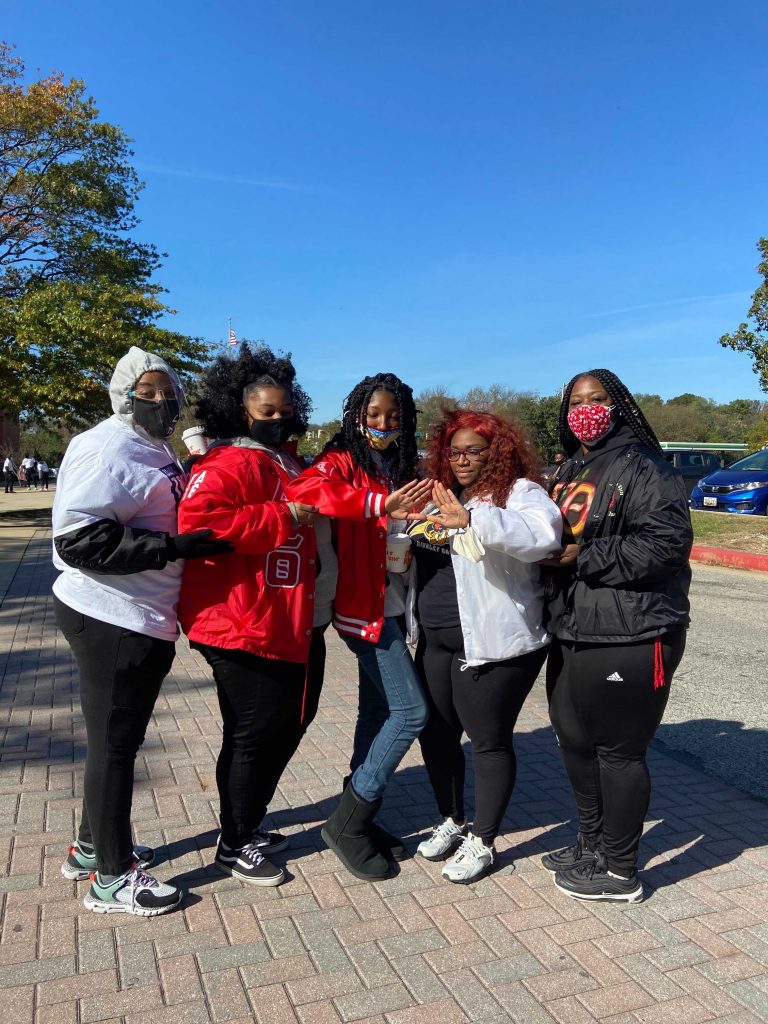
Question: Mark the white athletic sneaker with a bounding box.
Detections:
[83,866,181,916]
[416,817,466,861]
[61,841,154,881]
[441,832,494,884]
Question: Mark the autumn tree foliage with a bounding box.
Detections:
[0,43,207,424]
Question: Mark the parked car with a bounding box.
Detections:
[662,449,722,498]
[689,448,768,516]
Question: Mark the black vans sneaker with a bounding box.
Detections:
[541,833,599,873]
[215,840,284,886]
[555,852,643,904]
[251,828,289,855]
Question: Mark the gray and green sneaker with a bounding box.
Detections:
[83,866,181,916]
[61,841,154,881]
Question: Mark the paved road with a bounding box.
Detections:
[655,562,768,801]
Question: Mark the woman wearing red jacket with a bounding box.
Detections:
[289,372,432,880]
[178,344,318,887]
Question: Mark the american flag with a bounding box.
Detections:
[228,328,238,347]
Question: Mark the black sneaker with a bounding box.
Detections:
[251,828,289,855]
[215,840,284,886]
[555,852,643,904]
[541,834,599,873]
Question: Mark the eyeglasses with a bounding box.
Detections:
[443,445,490,462]
[129,387,178,402]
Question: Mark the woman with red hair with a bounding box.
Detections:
[407,409,562,883]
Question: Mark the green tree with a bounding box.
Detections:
[18,416,73,464]
[746,415,768,451]
[296,420,341,459]
[634,393,664,411]
[415,386,456,440]
[513,393,561,461]
[719,236,768,392]
[0,42,208,424]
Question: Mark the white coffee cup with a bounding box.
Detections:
[182,426,208,456]
[386,533,412,573]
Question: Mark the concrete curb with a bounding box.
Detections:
[690,543,768,572]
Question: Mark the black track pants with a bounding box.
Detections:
[416,625,546,845]
[546,631,686,875]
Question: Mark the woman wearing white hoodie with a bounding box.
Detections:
[52,347,231,916]
[406,409,561,883]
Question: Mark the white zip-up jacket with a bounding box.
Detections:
[406,478,562,667]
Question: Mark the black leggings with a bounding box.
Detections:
[416,625,546,845]
[54,595,175,875]
[546,631,686,875]
[193,643,307,848]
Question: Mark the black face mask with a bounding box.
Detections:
[248,415,297,448]
[132,397,180,439]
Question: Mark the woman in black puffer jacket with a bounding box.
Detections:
[540,368,692,904]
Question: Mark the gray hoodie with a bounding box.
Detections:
[109,346,184,427]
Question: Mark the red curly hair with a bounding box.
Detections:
[427,408,542,507]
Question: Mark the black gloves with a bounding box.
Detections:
[166,529,234,561]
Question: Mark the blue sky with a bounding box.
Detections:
[5,1,768,421]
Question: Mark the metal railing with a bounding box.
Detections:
[659,442,749,452]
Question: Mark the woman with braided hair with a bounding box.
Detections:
[289,372,432,880]
[540,369,692,903]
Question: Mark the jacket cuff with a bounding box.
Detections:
[364,491,385,518]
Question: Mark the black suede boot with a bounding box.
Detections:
[321,783,391,880]
[341,774,407,862]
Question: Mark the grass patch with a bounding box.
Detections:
[691,509,768,555]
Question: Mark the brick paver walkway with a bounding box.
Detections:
[1,527,767,1023]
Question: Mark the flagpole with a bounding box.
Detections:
[228,316,232,358]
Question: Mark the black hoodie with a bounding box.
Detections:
[544,424,692,643]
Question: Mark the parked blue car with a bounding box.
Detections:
[689,448,768,515]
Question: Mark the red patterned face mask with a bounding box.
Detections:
[567,403,616,444]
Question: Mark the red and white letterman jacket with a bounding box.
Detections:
[178,442,317,662]
[288,448,389,643]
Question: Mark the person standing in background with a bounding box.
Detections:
[3,453,16,493]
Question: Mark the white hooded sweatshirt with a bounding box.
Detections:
[52,347,186,640]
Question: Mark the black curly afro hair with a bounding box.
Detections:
[194,342,312,439]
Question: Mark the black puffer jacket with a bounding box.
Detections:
[544,427,692,643]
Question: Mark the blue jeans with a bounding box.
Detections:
[343,617,428,802]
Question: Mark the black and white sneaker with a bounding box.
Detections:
[555,852,643,903]
[541,833,599,873]
[251,828,289,855]
[215,840,285,886]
